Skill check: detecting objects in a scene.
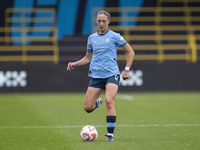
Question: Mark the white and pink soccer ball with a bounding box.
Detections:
[80,125,98,142]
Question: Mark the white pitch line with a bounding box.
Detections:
[116,124,200,127]
[0,124,200,129]
[116,94,133,101]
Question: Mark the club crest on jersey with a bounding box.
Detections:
[106,38,110,43]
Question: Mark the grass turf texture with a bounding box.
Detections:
[0,92,200,150]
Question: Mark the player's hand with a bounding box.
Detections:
[67,62,76,71]
[122,70,129,80]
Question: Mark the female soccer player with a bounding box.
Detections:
[67,10,135,141]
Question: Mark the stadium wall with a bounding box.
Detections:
[0,63,199,92]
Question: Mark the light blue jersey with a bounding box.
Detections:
[87,29,127,78]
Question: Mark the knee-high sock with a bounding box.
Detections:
[106,116,116,135]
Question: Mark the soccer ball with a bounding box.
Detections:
[80,125,98,142]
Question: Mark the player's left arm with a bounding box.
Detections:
[122,43,135,80]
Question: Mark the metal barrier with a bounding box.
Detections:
[0,8,58,64]
[92,0,200,63]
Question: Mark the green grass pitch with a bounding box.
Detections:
[0,92,200,150]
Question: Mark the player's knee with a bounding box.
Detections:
[105,97,114,110]
[84,104,94,113]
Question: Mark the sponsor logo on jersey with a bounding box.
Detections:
[93,45,109,51]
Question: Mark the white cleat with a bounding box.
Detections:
[96,97,103,108]
[105,134,114,142]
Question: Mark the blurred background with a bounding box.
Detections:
[0,0,200,92]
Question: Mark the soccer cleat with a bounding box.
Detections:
[105,134,114,142]
[96,97,103,108]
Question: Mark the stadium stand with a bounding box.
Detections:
[92,0,200,63]
[0,0,200,63]
[0,8,58,63]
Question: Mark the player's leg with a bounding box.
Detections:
[105,83,118,116]
[105,83,119,141]
[104,75,120,141]
[84,87,103,113]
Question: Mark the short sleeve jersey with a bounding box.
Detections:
[87,29,127,78]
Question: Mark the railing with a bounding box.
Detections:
[0,8,58,64]
[92,1,200,63]
[1,2,200,64]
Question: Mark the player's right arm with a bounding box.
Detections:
[67,51,93,71]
